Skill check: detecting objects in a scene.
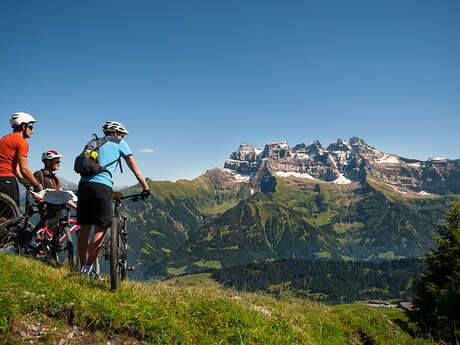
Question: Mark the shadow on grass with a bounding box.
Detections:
[63,271,110,291]
[392,313,418,339]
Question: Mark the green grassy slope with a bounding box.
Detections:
[0,255,438,345]
[116,172,251,279]
[112,171,459,278]
[158,179,459,274]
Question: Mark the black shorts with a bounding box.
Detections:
[77,182,113,228]
[0,176,19,207]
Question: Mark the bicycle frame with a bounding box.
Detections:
[35,218,80,255]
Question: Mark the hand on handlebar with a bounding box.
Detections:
[140,189,150,200]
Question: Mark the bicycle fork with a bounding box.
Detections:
[120,216,134,272]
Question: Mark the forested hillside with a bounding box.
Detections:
[210,258,424,303]
[113,169,458,280]
[151,178,457,278]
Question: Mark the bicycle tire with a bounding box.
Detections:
[0,217,34,255]
[120,230,127,281]
[49,226,60,263]
[64,226,74,267]
[0,192,20,224]
[120,218,127,281]
[110,217,120,291]
[65,226,74,268]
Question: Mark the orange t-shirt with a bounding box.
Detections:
[0,132,29,177]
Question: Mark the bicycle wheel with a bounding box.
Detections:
[0,192,20,224]
[120,218,127,281]
[110,217,120,291]
[120,247,127,281]
[0,217,34,254]
[64,225,74,267]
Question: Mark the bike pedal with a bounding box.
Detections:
[127,266,135,271]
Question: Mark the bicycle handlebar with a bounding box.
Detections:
[111,190,150,202]
[121,193,142,201]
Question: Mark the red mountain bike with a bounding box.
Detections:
[0,189,78,265]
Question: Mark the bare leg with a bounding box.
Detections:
[87,226,107,267]
[78,225,91,266]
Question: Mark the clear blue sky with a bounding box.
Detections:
[1,0,459,187]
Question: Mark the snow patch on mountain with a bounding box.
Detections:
[417,191,433,196]
[234,173,251,182]
[222,168,251,182]
[254,148,264,156]
[376,155,400,165]
[330,173,352,184]
[275,171,317,180]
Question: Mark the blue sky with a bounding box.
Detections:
[1,0,459,186]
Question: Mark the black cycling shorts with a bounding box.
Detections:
[0,176,19,207]
[77,182,113,228]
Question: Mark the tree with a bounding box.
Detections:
[411,201,460,344]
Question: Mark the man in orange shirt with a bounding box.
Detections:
[0,112,41,206]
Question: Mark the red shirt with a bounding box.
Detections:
[0,132,29,177]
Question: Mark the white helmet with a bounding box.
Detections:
[102,121,128,135]
[10,112,37,128]
[42,150,63,162]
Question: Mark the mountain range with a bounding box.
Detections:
[110,138,459,280]
[224,137,460,196]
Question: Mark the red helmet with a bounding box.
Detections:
[42,150,63,162]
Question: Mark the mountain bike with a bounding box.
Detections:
[0,189,77,266]
[0,189,38,254]
[32,205,80,265]
[103,191,144,291]
[0,192,20,223]
[0,192,21,245]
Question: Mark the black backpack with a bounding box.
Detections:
[74,134,123,178]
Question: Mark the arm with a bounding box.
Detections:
[15,164,28,185]
[66,200,77,209]
[16,156,40,189]
[123,155,149,191]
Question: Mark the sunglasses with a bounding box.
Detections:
[27,124,34,130]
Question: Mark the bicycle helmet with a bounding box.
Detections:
[102,121,128,135]
[10,112,37,128]
[42,150,63,162]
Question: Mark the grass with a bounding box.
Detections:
[0,255,440,345]
[161,273,215,286]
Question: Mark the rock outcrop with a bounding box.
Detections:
[223,138,460,195]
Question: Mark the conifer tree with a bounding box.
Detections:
[411,201,460,344]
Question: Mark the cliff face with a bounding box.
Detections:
[223,138,460,195]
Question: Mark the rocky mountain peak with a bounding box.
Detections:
[327,138,351,152]
[349,137,363,145]
[229,143,262,162]
[263,141,292,160]
[222,138,460,196]
[304,140,324,155]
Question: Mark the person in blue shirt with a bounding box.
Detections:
[77,121,150,280]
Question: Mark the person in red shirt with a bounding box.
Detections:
[0,112,41,206]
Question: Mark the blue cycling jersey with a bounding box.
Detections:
[80,136,132,187]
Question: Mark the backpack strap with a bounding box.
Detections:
[39,169,46,189]
[99,136,124,175]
